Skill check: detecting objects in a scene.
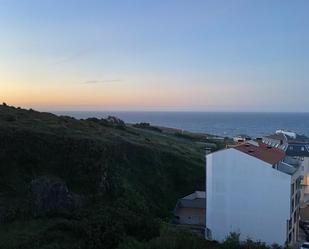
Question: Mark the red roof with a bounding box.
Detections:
[232,141,285,165]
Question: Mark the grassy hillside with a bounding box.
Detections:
[0,104,224,249]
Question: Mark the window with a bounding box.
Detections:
[301,147,305,151]
[290,146,294,150]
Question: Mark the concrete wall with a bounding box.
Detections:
[175,207,205,226]
[206,148,291,245]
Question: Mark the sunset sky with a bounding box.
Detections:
[1,0,309,112]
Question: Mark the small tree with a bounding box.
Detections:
[222,232,240,249]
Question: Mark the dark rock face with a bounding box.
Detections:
[0,206,14,223]
[30,176,81,216]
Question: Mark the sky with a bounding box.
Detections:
[0,0,309,112]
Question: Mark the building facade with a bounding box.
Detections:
[206,141,299,245]
[174,191,206,227]
[173,191,206,235]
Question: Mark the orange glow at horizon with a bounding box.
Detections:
[1,68,265,111]
[1,78,260,111]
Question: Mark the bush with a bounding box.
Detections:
[107,116,126,128]
[133,123,162,132]
[222,232,240,249]
[222,233,287,249]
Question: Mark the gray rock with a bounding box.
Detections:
[30,176,81,216]
[0,207,10,223]
[0,206,13,222]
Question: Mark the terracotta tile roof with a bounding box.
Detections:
[232,141,285,165]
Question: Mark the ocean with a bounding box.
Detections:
[53,111,309,138]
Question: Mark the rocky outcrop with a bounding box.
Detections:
[0,206,15,223]
[30,176,82,216]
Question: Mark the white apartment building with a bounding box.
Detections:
[206,141,301,245]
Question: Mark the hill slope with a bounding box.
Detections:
[0,104,218,249]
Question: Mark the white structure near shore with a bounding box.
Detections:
[206,141,301,245]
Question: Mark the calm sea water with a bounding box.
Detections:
[53,111,309,138]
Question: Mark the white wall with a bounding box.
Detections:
[206,148,291,245]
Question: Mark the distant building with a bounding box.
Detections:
[263,132,309,204]
[262,130,309,152]
[276,129,297,140]
[173,191,206,233]
[262,133,287,149]
[233,134,251,143]
[206,141,302,245]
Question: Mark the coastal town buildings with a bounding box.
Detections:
[262,131,309,205]
[206,140,301,245]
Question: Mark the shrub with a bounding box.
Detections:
[222,233,287,249]
[133,123,162,132]
[222,232,240,249]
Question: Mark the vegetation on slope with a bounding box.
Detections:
[0,104,226,249]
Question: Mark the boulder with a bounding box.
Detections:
[30,176,81,216]
[0,206,14,222]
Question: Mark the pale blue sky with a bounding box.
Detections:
[1,0,309,111]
